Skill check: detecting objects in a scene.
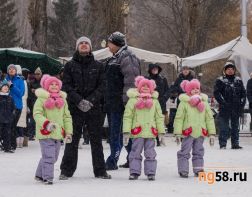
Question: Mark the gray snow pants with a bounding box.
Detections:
[177,136,204,174]
[35,139,61,181]
[129,138,157,176]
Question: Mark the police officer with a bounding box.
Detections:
[214,61,246,149]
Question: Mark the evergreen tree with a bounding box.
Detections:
[48,0,81,57]
[0,0,20,47]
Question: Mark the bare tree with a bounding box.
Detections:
[28,0,48,52]
[139,0,239,57]
[80,0,127,50]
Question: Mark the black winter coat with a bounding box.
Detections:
[246,78,252,109]
[173,71,194,95]
[214,75,246,116]
[27,79,40,112]
[147,73,169,114]
[63,51,104,114]
[104,46,140,112]
[0,94,15,123]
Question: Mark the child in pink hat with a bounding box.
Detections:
[174,79,216,178]
[33,74,73,184]
[123,76,165,181]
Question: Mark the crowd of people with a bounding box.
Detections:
[0,31,249,185]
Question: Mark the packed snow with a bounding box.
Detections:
[0,136,251,197]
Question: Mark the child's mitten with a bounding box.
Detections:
[159,134,166,146]
[209,135,215,147]
[123,133,130,146]
[46,122,57,132]
[175,135,182,145]
[65,134,72,144]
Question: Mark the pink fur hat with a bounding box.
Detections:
[40,74,62,91]
[135,76,156,93]
[180,79,200,95]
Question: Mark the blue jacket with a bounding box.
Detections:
[5,75,25,110]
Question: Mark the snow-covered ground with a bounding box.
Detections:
[0,136,252,197]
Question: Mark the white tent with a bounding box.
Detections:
[180,36,252,85]
[59,46,179,68]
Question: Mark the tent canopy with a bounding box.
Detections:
[0,47,62,75]
[180,36,252,85]
[59,46,179,68]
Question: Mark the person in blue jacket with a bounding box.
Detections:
[5,64,25,150]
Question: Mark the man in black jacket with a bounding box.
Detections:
[59,36,111,180]
[214,61,246,149]
[104,32,140,170]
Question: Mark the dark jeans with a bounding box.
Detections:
[17,127,24,137]
[168,109,177,133]
[11,109,21,150]
[218,112,240,147]
[60,108,106,177]
[106,112,123,169]
[27,113,35,138]
[0,123,12,151]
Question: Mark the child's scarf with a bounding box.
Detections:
[188,95,205,112]
[44,92,64,109]
[135,92,153,109]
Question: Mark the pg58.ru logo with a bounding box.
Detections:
[198,171,247,184]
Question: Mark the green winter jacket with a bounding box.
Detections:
[174,93,216,138]
[123,88,165,138]
[33,88,73,140]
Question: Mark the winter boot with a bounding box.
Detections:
[43,180,53,185]
[59,174,69,180]
[129,173,139,180]
[19,137,24,148]
[119,162,129,168]
[23,136,29,147]
[16,138,21,148]
[95,172,112,179]
[194,170,204,177]
[35,176,43,182]
[231,145,243,149]
[147,175,155,181]
[179,172,189,178]
[4,149,14,153]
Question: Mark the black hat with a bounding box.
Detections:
[22,68,31,73]
[224,61,236,71]
[148,63,162,74]
[108,31,126,47]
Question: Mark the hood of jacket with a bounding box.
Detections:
[179,93,208,102]
[126,88,159,99]
[35,88,67,100]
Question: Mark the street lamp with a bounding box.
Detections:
[122,1,130,36]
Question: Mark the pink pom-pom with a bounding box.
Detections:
[189,95,201,106]
[55,97,64,108]
[145,98,153,108]
[134,76,145,88]
[135,98,146,109]
[197,102,205,112]
[44,98,55,109]
[180,80,189,92]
